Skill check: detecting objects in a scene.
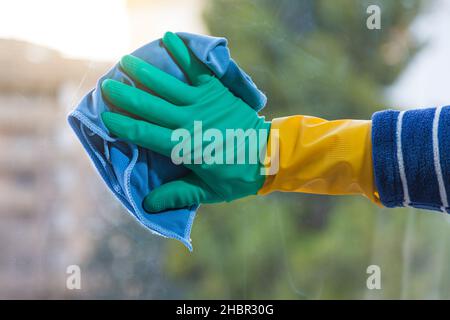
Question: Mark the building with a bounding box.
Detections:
[0,38,111,297]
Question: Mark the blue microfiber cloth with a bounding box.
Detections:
[372,106,450,213]
[67,32,267,250]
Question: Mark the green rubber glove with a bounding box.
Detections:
[101,32,271,213]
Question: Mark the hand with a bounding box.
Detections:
[101,32,271,213]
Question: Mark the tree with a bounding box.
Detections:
[164,0,442,299]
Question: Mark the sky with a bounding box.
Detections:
[0,0,205,61]
[387,0,450,107]
[0,0,130,61]
[0,0,448,107]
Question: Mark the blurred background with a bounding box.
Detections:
[0,0,449,299]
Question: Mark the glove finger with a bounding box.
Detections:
[101,111,173,157]
[143,173,220,213]
[162,31,212,86]
[120,54,199,105]
[102,79,185,129]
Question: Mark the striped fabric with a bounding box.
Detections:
[372,107,450,213]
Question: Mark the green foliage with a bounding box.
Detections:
[164,0,450,299]
[204,0,421,119]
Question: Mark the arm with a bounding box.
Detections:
[258,115,378,203]
[259,107,450,213]
[100,32,448,214]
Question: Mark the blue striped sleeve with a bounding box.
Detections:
[371,106,450,213]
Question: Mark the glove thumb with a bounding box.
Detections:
[143,173,218,213]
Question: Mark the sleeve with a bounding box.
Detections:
[371,107,450,212]
[258,115,381,204]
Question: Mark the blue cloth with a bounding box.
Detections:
[372,106,450,213]
[67,32,267,250]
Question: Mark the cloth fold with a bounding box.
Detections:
[67,32,267,250]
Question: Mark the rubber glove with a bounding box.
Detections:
[258,115,378,204]
[101,32,271,212]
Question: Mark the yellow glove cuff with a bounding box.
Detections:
[259,115,380,204]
